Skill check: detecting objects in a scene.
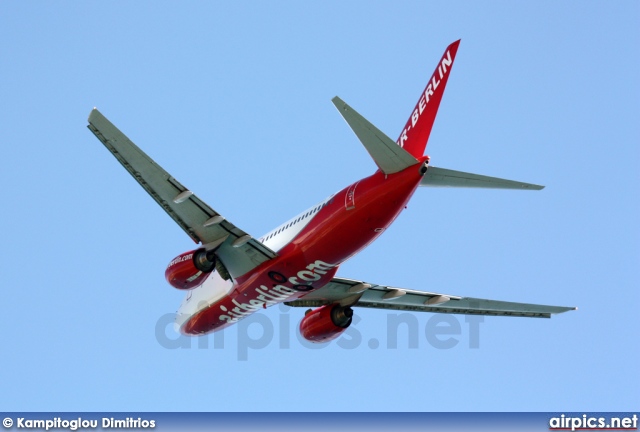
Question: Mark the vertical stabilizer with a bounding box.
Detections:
[396,40,461,157]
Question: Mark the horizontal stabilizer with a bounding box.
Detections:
[332,96,419,174]
[421,167,544,190]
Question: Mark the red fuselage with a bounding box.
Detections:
[181,157,427,335]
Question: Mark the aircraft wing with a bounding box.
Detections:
[285,277,575,318]
[87,108,277,279]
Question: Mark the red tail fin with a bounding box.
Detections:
[396,40,460,157]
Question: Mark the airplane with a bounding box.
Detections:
[87,40,575,343]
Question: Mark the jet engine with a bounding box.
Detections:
[164,249,216,290]
[299,304,353,343]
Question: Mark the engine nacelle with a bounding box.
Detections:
[299,304,353,343]
[165,249,216,290]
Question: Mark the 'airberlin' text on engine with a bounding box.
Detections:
[169,253,192,267]
[397,49,453,148]
[219,260,335,324]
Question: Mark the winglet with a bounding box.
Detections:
[332,96,419,174]
[397,40,461,157]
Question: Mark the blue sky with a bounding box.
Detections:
[0,2,638,412]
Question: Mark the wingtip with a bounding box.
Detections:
[88,107,100,123]
[523,183,545,190]
[331,96,348,111]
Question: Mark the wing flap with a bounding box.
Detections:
[421,166,544,190]
[285,277,461,306]
[87,108,277,279]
